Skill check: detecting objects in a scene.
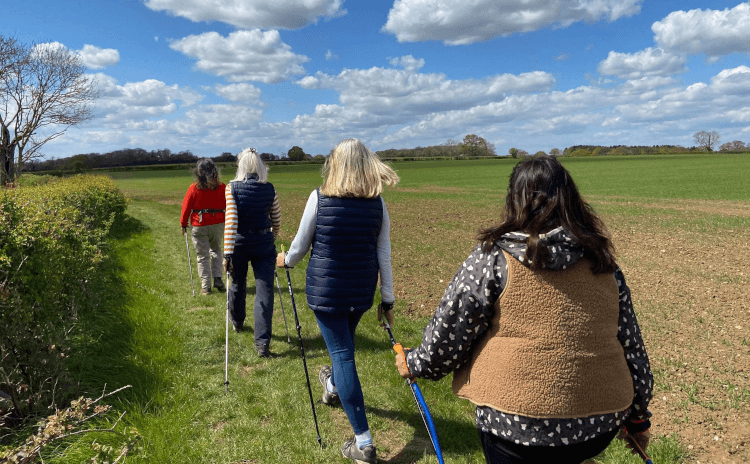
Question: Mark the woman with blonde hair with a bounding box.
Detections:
[224,148,281,357]
[277,138,399,463]
[181,158,226,295]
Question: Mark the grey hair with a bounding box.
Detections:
[233,148,268,183]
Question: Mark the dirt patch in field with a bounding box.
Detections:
[595,197,750,219]
[187,306,213,312]
[388,197,750,463]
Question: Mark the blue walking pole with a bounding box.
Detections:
[625,431,654,464]
[383,323,445,464]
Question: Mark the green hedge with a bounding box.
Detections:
[0,175,127,420]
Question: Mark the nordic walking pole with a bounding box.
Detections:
[625,431,654,464]
[281,245,323,448]
[224,272,230,393]
[184,231,195,297]
[274,270,291,343]
[384,322,445,464]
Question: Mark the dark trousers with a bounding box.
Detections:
[479,427,618,464]
[228,239,276,347]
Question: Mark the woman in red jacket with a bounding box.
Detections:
[180,158,226,295]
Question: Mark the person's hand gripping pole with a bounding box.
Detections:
[384,322,445,464]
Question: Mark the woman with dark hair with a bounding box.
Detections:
[180,158,226,295]
[395,155,653,464]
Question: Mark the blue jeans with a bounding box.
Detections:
[315,310,369,435]
[228,239,276,346]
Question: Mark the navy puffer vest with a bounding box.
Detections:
[231,176,275,244]
[306,192,383,313]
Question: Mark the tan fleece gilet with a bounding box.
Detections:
[452,251,633,418]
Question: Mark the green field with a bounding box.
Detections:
[43,154,749,463]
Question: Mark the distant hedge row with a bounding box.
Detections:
[0,175,127,420]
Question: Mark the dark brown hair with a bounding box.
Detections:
[478,155,615,274]
[194,158,220,190]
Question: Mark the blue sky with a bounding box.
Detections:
[3,0,750,158]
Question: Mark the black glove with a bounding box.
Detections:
[378,301,395,327]
[223,255,233,275]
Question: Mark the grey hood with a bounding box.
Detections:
[496,226,585,271]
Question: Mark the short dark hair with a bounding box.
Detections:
[478,155,615,274]
[194,158,220,190]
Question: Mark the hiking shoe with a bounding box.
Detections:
[341,438,376,464]
[232,322,243,333]
[256,344,271,358]
[319,366,340,405]
[213,277,225,292]
[200,288,212,296]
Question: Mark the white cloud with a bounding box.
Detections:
[710,66,750,96]
[382,0,642,45]
[32,42,120,70]
[144,0,345,30]
[617,76,678,95]
[387,55,425,72]
[296,56,555,118]
[653,3,750,58]
[325,50,338,61]
[89,74,204,122]
[170,30,309,83]
[214,83,262,103]
[77,44,120,69]
[598,47,686,79]
[31,41,68,55]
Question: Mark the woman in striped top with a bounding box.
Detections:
[223,148,281,357]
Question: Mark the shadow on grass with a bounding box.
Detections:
[65,213,163,411]
[367,405,481,463]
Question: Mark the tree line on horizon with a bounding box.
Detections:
[19,132,749,175]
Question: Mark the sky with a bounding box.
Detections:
[3,0,750,158]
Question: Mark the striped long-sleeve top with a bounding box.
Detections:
[223,180,280,256]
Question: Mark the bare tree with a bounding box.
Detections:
[1,36,98,184]
[693,130,721,152]
[718,140,746,151]
[0,36,24,184]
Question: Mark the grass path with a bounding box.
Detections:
[58,198,683,463]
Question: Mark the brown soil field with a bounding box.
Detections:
[274,190,749,463]
[383,196,749,464]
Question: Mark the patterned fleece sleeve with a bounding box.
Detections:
[615,267,653,422]
[406,244,507,381]
[223,184,237,256]
[270,190,281,238]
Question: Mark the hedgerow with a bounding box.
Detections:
[0,175,128,424]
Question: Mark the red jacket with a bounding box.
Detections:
[180,183,226,227]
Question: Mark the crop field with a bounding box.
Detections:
[90,153,749,463]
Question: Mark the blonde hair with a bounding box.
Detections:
[233,148,268,183]
[320,139,399,198]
